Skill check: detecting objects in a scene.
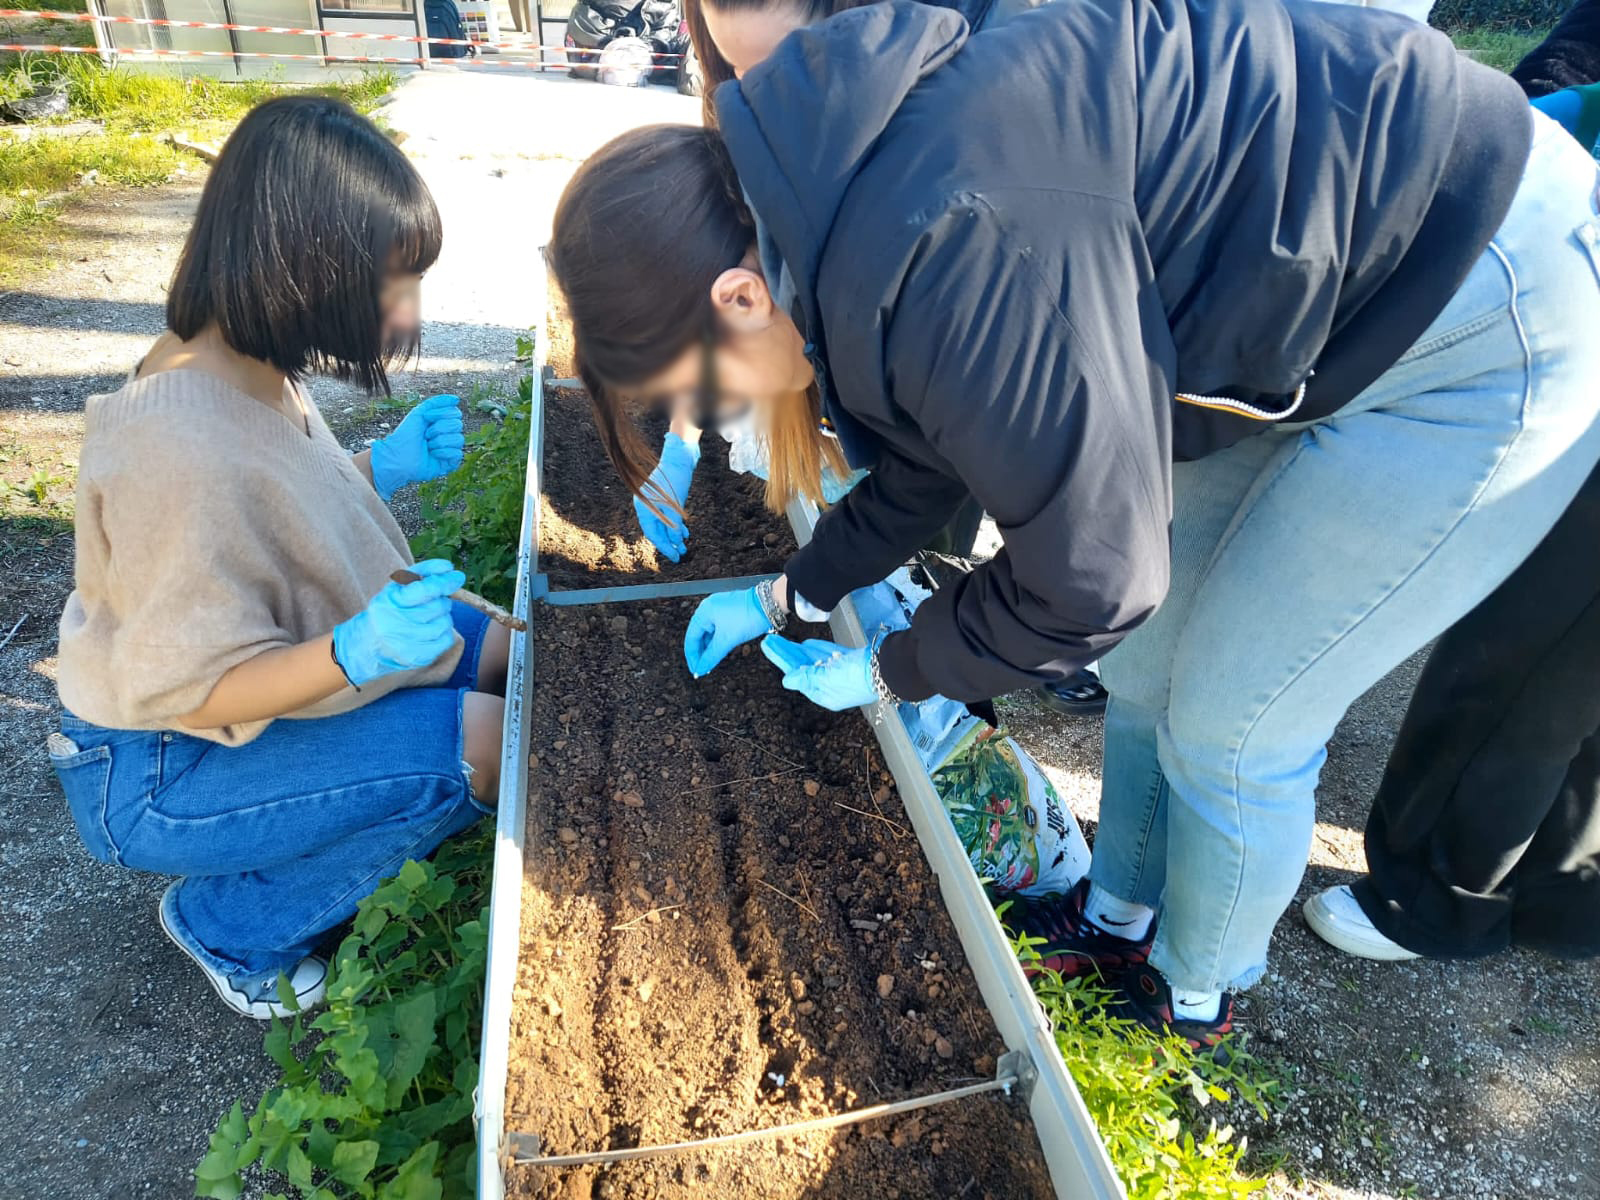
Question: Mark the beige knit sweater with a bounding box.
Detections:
[57,369,462,746]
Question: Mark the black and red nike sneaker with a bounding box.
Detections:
[1004,877,1155,980]
[1109,964,1237,1059]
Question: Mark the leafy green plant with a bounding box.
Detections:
[410,356,534,607]
[196,826,491,1200]
[1007,916,1280,1199]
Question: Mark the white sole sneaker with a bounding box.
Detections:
[158,883,329,1019]
[1302,884,1421,962]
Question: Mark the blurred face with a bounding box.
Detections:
[380,272,423,350]
[628,255,813,428]
[702,0,810,76]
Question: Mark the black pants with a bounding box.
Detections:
[1355,462,1600,959]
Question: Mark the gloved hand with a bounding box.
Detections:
[684,587,772,678]
[370,394,466,501]
[634,432,699,562]
[332,559,464,686]
[760,634,879,712]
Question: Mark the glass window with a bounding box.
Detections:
[321,0,416,13]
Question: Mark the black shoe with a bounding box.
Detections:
[1109,964,1237,1059]
[1038,669,1108,715]
[1003,878,1154,980]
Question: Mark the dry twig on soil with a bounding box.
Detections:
[754,876,820,923]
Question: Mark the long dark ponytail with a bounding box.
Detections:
[548,123,847,513]
[549,124,751,503]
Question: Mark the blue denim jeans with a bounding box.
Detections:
[1093,113,1600,994]
[51,603,493,996]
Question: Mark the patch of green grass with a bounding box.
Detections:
[0,54,396,246]
[1434,0,1567,33]
[1450,28,1548,74]
[1009,918,1281,1198]
[0,439,77,519]
[0,127,181,194]
[0,53,395,134]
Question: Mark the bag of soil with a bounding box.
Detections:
[849,571,1090,896]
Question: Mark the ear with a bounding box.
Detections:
[709,267,776,331]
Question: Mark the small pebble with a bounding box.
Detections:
[789,978,807,1000]
[877,974,895,999]
[803,780,821,797]
[934,1037,953,1059]
[616,790,645,808]
[637,978,656,1002]
[796,1000,816,1016]
[556,827,579,845]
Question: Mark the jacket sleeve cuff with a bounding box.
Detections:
[782,542,857,615]
[876,630,937,703]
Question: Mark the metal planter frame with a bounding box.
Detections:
[474,263,1123,1199]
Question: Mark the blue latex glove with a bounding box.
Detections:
[683,587,772,678]
[760,633,879,712]
[332,559,465,686]
[370,394,466,501]
[634,432,699,561]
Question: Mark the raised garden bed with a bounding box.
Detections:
[498,318,1058,1199]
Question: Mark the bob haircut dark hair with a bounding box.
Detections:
[166,93,441,395]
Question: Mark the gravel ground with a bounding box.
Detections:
[3,65,1596,1200]
[0,69,695,1199]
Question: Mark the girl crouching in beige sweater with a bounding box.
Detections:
[51,94,507,1019]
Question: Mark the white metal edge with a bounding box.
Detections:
[475,260,547,1200]
[783,498,1126,1200]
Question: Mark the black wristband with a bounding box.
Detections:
[330,637,362,691]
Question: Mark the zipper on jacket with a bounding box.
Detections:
[1175,374,1312,422]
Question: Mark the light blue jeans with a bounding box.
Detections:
[52,603,493,1000]
[1093,113,1600,994]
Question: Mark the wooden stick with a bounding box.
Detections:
[390,569,527,631]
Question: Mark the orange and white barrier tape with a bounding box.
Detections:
[0,9,683,57]
[0,41,631,65]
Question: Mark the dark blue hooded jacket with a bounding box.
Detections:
[716,0,1531,702]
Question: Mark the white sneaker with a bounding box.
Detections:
[1302,884,1420,962]
[158,884,329,1019]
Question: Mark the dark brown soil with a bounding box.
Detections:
[504,326,1054,1200]
[537,316,797,590]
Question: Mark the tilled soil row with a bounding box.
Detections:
[504,327,1054,1200]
